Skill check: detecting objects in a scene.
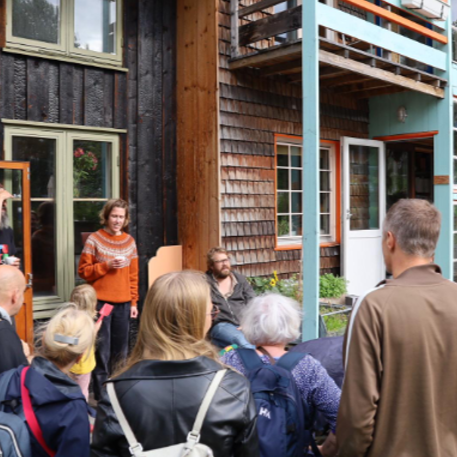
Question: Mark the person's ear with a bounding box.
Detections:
[386,231,396,252]
[11,288,19,307]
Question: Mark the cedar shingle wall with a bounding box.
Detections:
[219,0,369,278]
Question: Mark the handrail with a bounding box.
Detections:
[339,0,448,45]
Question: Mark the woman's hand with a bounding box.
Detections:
[108,257,127,269]
[318,432,339,457]
[130,306,138,319]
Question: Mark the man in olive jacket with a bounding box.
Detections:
[337,199,457,457]
[206,247,256,349]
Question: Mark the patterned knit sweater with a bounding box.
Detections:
[78,229,139,306]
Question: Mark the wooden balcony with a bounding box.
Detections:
[229,0,448,99]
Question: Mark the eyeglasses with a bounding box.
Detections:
[207,305,220,319]
[213,258,230,265]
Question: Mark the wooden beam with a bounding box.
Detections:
[231,0,240,58]
[319,49,444,98]
[261,58,302,76]
[339,0,447,44]
[321,73,374,87]
[229,41,301,69]
[239,5,301,45]
[355,86,409,99]
[239,0,285,18]
[339,79,395,94]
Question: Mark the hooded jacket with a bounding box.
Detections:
[91,356,259,457]
[3,357,91,457]
[206,271,256,327]
[337,264,457,457]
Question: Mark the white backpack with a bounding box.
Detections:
[107,370,227,457]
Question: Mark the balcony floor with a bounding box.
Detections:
[228,38,446,99]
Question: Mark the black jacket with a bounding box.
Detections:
[0,318,27,375]
[91,356,259,457]
[206,271,256,327]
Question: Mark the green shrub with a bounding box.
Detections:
[248,272,301,302]
[319,274,348,299]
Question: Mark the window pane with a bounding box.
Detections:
[320,215,330,235]
[291,170,302,190]
[291,193,302,213]
[277,145,289,167]
[277,169,289,190]
[12,136,57,298]
[277,192,289,213]
[12,0,60,44]
[75,0,117,54]
[278,215,290,236]
[320,192,330,213]
[320,171,330,191]
[291,215,302,236]
[73,140,112,198]
[320,149,329,169]
[291,146,301,168]
[12,137,56,198]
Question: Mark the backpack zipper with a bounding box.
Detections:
[0,425,23,457]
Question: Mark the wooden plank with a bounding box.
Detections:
[230,0,239,57]
[1,53,15,119]
[59,63,74,125]
[72,66,84,125]
[239,0,285,18]
[239,5,301,46]
[84,68,104,126]
[27,58,49,122]
[319,49,444,98]
[339,0,447,45]
[14,57,27,120]
[261,58,302,76]
[113,73,127,129]
[103,72,114,127]
[0,0,6,48]
[47,62,59,123]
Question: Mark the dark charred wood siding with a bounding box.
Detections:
[219,0,369,279]
[0,0,178,306]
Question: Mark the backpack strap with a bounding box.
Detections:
[21,366,56,457]
[276,351,307,372]
[236,348,264,371]
[186,370,226,449]
[107,381,144,457]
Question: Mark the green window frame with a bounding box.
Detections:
[6,0,123,68]
[4,125,120,318]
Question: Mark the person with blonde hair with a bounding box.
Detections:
[69,283,101,400]
[78,198,139,400]
[91,270,259,457]
[0,306,95,456]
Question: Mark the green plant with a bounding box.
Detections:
[319,274,348,299]
[248,272,302,302]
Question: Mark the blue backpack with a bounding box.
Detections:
[0,368,31,457]
[237,349,320,457]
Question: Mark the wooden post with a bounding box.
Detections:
[302,0,320,341]
[231,0,240,58]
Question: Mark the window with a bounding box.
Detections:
[276,137,338,247]
[6,0,122,67]
[4,126,120,317]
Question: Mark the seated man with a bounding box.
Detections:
[0,265,28,374]
[205,247,255,349]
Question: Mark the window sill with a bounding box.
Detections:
[3,46,128,73]
[274,241,340,251]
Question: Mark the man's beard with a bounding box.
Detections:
[0,213,11,230]
[214,267,231,279]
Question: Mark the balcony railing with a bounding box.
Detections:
[229,0,448,97]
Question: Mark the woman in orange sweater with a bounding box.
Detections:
[78,198,139,400]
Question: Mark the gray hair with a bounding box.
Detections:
[383,199,441,258]
[241,293,302,346]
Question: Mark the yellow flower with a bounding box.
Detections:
[273,270,279,282]
[270,279,277,287]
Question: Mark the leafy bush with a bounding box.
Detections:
[248,272,301,302]
[319,274,348,299]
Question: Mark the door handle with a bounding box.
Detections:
[26,273,33,289]
[346,209,353,220]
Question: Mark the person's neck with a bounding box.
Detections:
[257,344,287,357]
[391,255,431,279]
[214,273,231,284]
[104,227,122,236]
[0,304,12,322]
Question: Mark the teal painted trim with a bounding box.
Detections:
[317,3,447,71]
[302,1,319,341]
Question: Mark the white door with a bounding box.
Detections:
[342,138,386,296]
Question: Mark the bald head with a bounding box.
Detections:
[0,266,26,317]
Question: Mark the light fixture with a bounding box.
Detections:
[401,0,449,21]
[397,106,408,123]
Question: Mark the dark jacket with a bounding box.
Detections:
[3,357,91,457]
[206,271,256,326]
[91,356,259,457]
[0,318,27,375]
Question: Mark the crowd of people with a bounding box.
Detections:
[0,197,456,457]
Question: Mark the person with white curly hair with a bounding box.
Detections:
[221,293,340,457]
